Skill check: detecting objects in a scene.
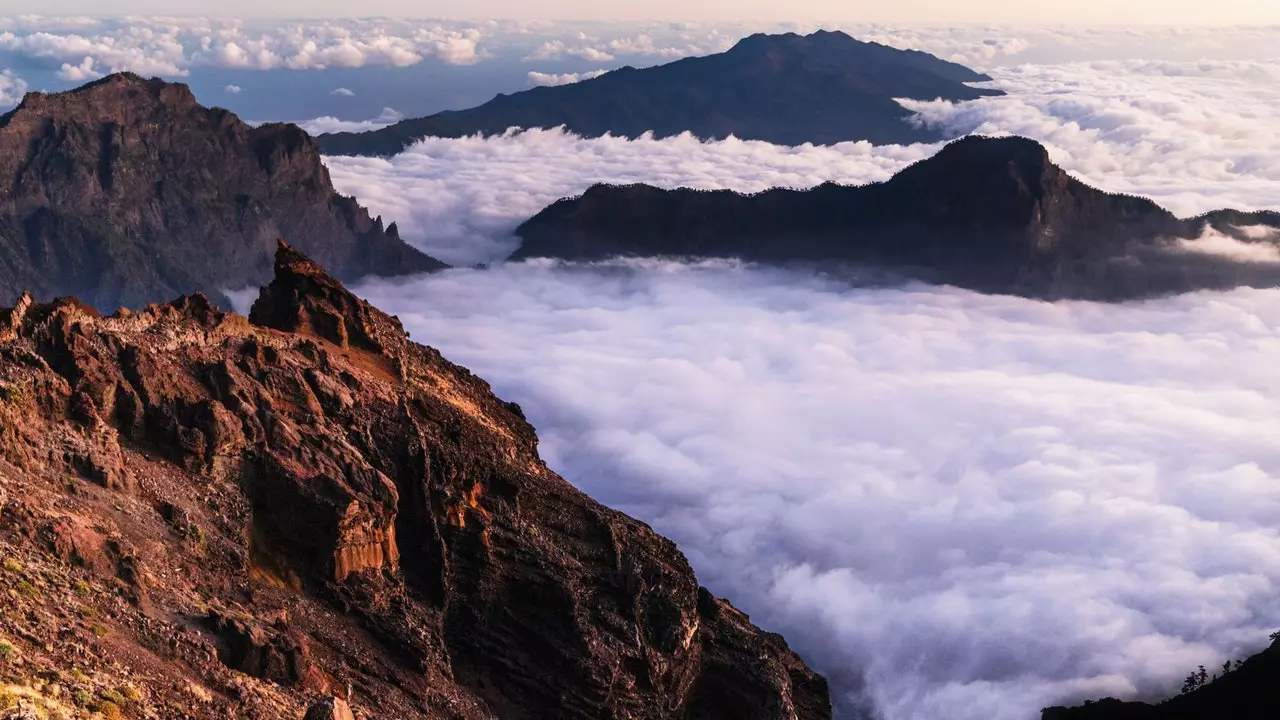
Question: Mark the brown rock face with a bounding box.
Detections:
[0,73,446,312]
[0,243,830,719]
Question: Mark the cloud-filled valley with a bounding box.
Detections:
[309,54,1280,719]
[353,262,1280,720]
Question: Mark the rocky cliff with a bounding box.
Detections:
[315,30,1003,156]
[513,136,1280,300]
[0,242,829,719]
[0,73,445,312]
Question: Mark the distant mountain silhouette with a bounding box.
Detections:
[315,30,1003,156]
[513,136,1280,300]
[1042,637,1280,719]
[0,73,446,311]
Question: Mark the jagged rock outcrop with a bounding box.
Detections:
[315,30,1003,156]
[1042,639,1280,719]
[513,135,1280,300]
[0,73,445,312]
[0,242,830,719]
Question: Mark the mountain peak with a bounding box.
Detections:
[249,241,401,353]
[315,30,1003,154]
[0,74,445,311]
[7,72,197,121]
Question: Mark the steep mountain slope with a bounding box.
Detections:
[0,73,445,312]
[513,135,1280,300]
[315,30,1003,156]
[0,243,830,719]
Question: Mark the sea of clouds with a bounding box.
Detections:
[316,56,1280,719]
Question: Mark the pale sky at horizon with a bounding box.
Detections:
[6,0,1280,25]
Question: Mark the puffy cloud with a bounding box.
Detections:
[523,38,616,62]
[527,69,608,87]
[295,106,403,135]
[0,28,188,76]
[223,84,241,94]
[57,55,101,81]
[331,86,355,96]
[0,68,26,107]
[313,57,1280,719]
[0,18,492,76]
[353,261,1280,720]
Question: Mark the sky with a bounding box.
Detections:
[6,0,1280,24]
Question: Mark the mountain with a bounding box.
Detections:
[314,30,1003,156]
[1042,637,1280,719]
[0,242,830,719]
[513,135,1280,300]
[0,73,446,312]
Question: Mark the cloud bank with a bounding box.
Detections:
[353,262,1280,720]
[309,56,1280,719]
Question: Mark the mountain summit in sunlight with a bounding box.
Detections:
[314,30,1002,155]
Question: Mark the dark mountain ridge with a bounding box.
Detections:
[0,242,831,719]
[0,73,446,312]
[1042,637,1280,719]
[513,135,1280,300]
[315,30,1003,156]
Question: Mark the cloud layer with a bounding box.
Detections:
[2,18,1277,83]
[312,56,1280,719]
[354,262,1280,720]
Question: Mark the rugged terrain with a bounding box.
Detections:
[315,30,1003,156]
[0,243,830,719]
[0,73,445,312]
[513,135,1280,300]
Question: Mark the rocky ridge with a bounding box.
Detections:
[0,242,829,718]
[513,135,1280,300]
[315,30,1003,156]
[0,73,445,312]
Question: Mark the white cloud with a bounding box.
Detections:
[353,261,1280,720]
[223,83,241,93]
[522,38,616,62]
[0,68,27,108]
[331,86,355,96]
[296,106,402,135]
[527,69,608,87]
[0,18,492,76]
[311,56,1280,719]
[57,55,101,81]
[901,59,1280,216]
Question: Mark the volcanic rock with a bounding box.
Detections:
[0,242,830,719]
[513,135,1280,300]
[0,73,445,311]
[315,30,1003,156]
